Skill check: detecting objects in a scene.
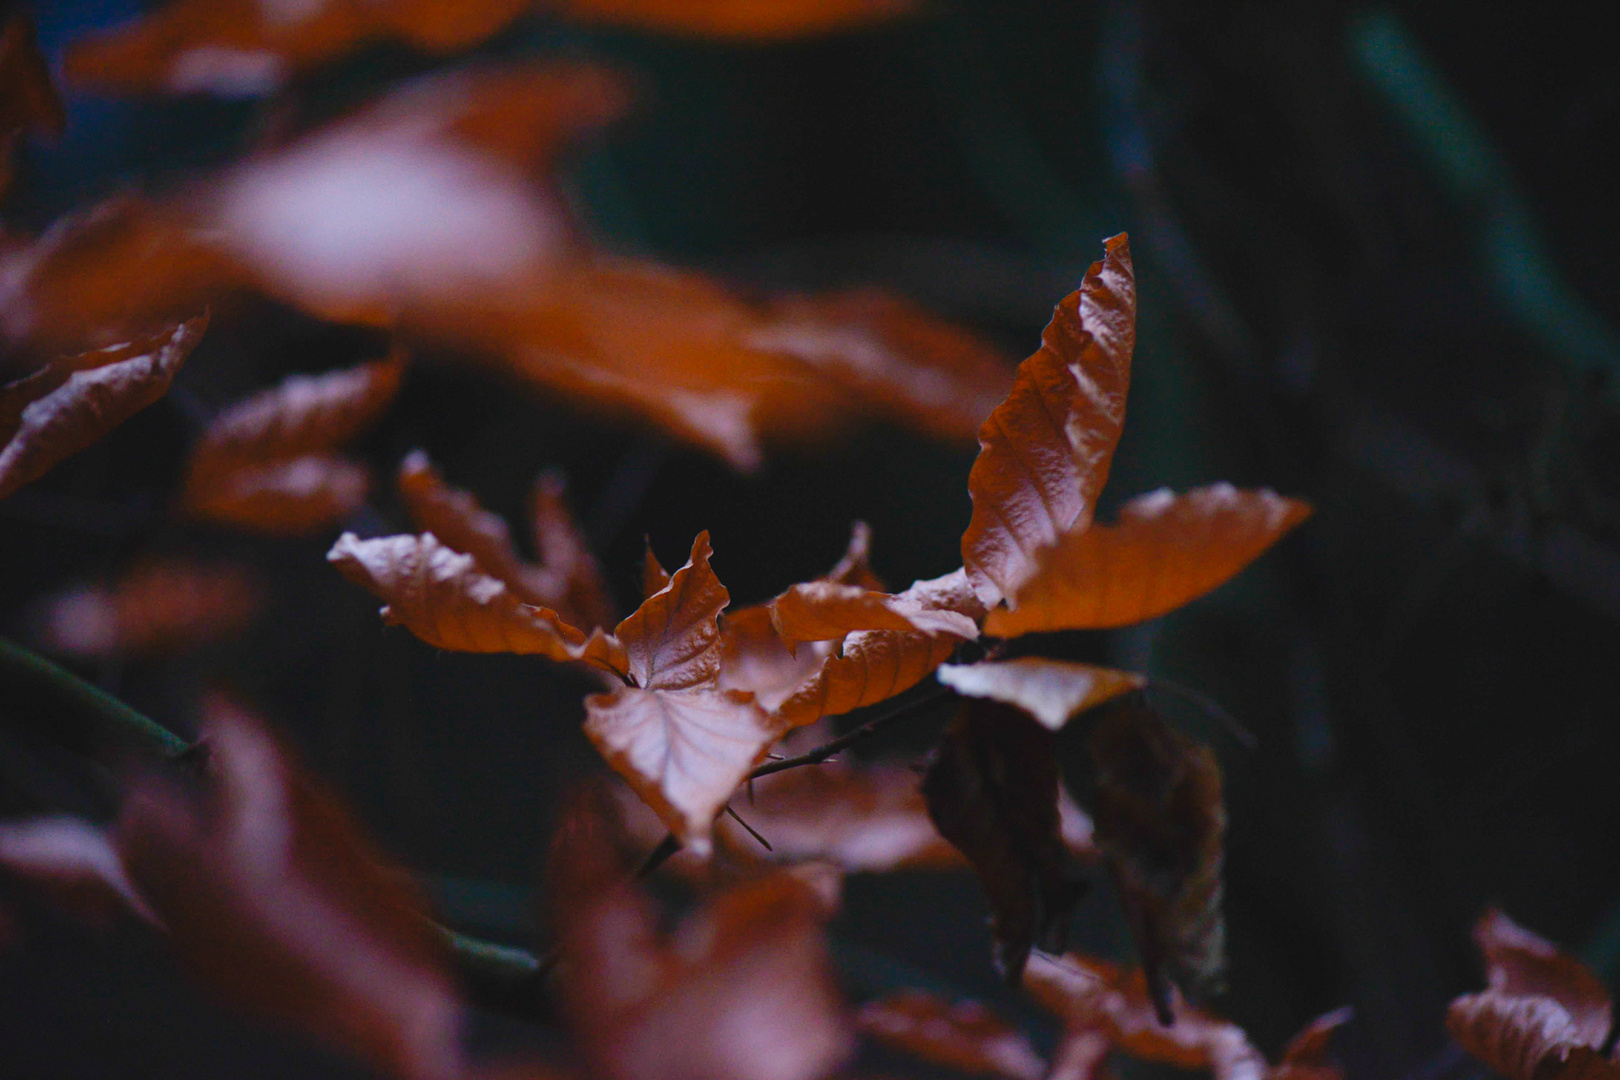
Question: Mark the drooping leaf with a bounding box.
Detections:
[0,816,156,927]
[922,700,1087,983]
[859,990,1046,1080]
[1023,953,1267,1080]
[1447,910,1618,1080]
[0,315,208,500]
[774,627,961,729]
[64,0,532,96]
[552,796,852,1080]
[555,0,917,40]
[937,658,1144,730]
[770,566,982,644]
[38,559,260,658]
[116,696,467,1080]
[328,531,627,674]
[398,451,613,629]
[1089,699,1226,1023]
[986,485,1312,637]
[962,234,1134,607]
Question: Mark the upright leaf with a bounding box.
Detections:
[962,234,1133,607]
[615,531,728,691]
[986,485,1311,636]
[0,316,207,499]
[922,701,1087,983]
[1089,699,1226,1023]
[529,469,616,631]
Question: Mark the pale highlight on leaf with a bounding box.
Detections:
[555,0,917,40]
[0,315,207,499]
[987,485,1312,636]
[775,628,960,728]
[719,605,834,714]
[770,566,981,645]
[859,991,1046,1080]
[938,659,1143,730]
[328,531,626,673]
[584,686,781,857]
[39,560,260,658]
[616,531,728,691]
[0,816,157,927]
[1475,908,1612,1046]
[962,234,1134,607]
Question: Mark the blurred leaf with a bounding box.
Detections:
[38,559,261,658]
[0,9,64,194]
[859,989,1047,1080]
[937,658,1142,731]
[556,0,915,40]
[0,816,156,928]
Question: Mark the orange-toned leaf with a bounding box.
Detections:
[769,566,981,644]
[774,627,960,728]
[185,454,370,535]
[1090,699,1225,1022]
[986,485,1311,637]
[583,686,782,857]
[38,559,260,658]
[116,696,466,1080]
[859,990,1046,1080]
[719,604,835,713]
[923,701,1087,982]
[1272,1008,1353,1080]
[0,816,156,927]
[642,540,672,601]
[328,531,627,674]
[1475,908,1612,1045]
[64,0,531,96]
[529,470,616,631]
[0,316,208,500]
[937,658,1143,730]
[614,531,728,691]
[750,287,1011,440]
[1,11,64,194]
[555,0,917,40]
[1024,953,1267,1080]
[962,234,1134,607]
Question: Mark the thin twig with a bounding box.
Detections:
[1146,677,1256,749]
[724,804,772,851]
[748,685,951,780]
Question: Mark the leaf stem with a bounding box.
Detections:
[748,685,950,780]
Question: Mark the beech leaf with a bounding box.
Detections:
[186,454,370,535]
[718,604,837,714]
[529,469,616,631]
[938,658,1144,730]
[615,531,728,691]
[986,485,1312,636]
[770,566,982,644]
[774,627,960,729]
[922,700,1088,983]
[328,531,627,674]
[859,990,1047,1080]
[0,315,207,500]
[962,234,1134,607]
[1090,699,1226,1023]
[38,559,260,658]
[116,696,466,1080]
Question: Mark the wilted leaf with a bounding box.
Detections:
[922,700,1087,983]
[398,451,613,629]
[962,234,1133,608]
[39,560,260,658]
[986,485,1312,637]
[64,0,531,96]
[615,531,728,691]
[859,990,1046,1080]
[1447,910,1618,1080]
[117,696,466,1080]
[0,316,208,500]
[770,566,982,644]
[0,816,156,927]
[556,0,917,40]
[775,626,960,729]
[1089,699,1225,1023]
[749,287,1011,440]
[1023,953,1266,1080]
[553,798,852,1080]
[328,531,626,673]
[937,659,1143,731]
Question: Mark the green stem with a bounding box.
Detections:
[0,637,539,1006]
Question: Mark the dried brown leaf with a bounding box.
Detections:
[1,11,64,194]
[0,816,156,927]
[719,604,835,714]
[986,485,1312,637]
[770,566,982,645]
[0,316,207,499]
[64,0,531,96]
[186,454,370,535]
[529,469,616,630]
[1475,909,1612,1046]
[642,540,672,601]
[775,627,960,729]
[1272,1008,1352,1080]
[116,696,465,1080]
[937,659,1144,731]
[615,531,728,691]
[39,559,260,658]
[328,531,626,673]
[858,990,1046,1080]
[555,0,916,40]
[922,701,1087,982]
[962,234,1134,607]
[1090,700,1226,1023]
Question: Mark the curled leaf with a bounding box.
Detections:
[922,701,1087,983]
[719,604,837,715]
[38,560,260,658]
[937,658,1143,730]
[859,990,1046,1080]
[987,485,1312,636]
[1090,699,1226,1023]
[328,531,626,674]
[775,627,960,729]
[0,316,208,500]
[770,566,982,645]
[117,696,465,1080]
[962,235,1133,607]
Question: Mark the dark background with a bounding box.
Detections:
[5,2,1620,1078]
